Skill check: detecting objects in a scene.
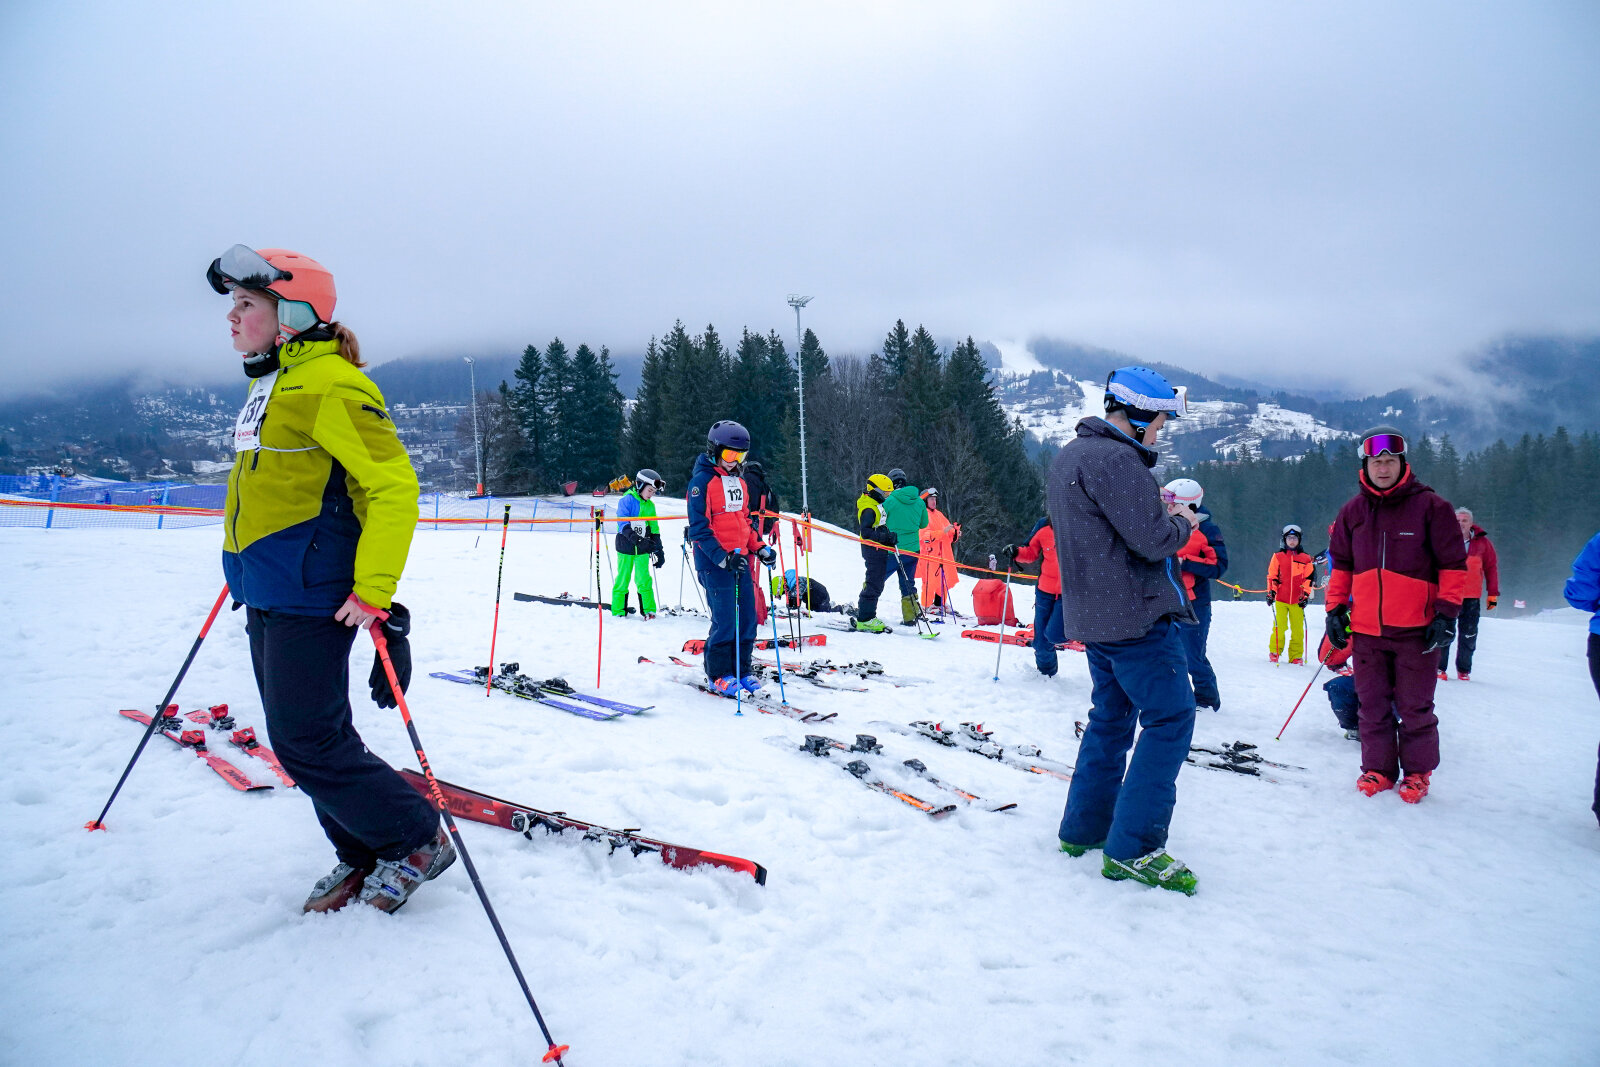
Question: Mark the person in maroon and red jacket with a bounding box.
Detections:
[1436,507,1499,681]
[1324,425,1467,804]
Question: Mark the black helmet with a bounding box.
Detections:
[707,420,751,453]
[636,469,665,492]
[887,467,907,488]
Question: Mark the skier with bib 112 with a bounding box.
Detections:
[686,421,776,694]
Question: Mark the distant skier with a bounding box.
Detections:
[916,487,961,612]
[1267,524,1317,664]
[612,469,666,619]
[881,468,930,625]
[1003,517,1064,677]
[1561,529,1600,828]
[208,244,451,914]
[852,473,898,633]
[1048,366,1199,895]
[1166,478,1228,710]
[686,421,776,694]
[1436,507,1499,681]
[1324,425,1467,804]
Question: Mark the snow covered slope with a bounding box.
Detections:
[2,517,1597,1066]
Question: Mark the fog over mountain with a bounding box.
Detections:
[1,3,1596,396]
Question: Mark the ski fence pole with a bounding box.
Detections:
[86,584,231,831]
[1275,651,1329,741]
[593,508,604,689]
[993,564,1013,682]
[774,515,797,647]
[485,504,511,696]
[369,622,569,1065]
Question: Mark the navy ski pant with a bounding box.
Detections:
[697,556,758,681]
[1059,618,1197,861]
[1179,598,1221,709]
[1589,633,1599,827]
[1032,590,1064,676]
[857,548,912,621]
[247,608,439,868]
[1437,597,1481,675]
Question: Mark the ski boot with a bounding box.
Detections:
[901,596,920,625]
[1343,728,1361,741]
[709,675,742,697]
[1357,771,1395,797]
[851,617,889,634]
[304,861,375,914]
[1102,849,1197,896]
[1397,772,1431,804]
[359,826,457,914]
[1436,670,1448,681]
[738,674,765,693]
[1456,672,1469,682]
[1289,658,1304,666]
[1269,653,1280,664]
[1058,839,1104,858]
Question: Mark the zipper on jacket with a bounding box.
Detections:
[1378,530,1386,628]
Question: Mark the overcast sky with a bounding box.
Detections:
[1,1,1595,397]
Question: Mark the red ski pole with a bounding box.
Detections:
[87,584,230,831]
[485,504,511,696]
[370,622,569,1064]
[1275,653,1330,740]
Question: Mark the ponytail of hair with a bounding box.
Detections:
[329,322,364,367]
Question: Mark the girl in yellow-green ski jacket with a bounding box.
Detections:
[209,245,447,916]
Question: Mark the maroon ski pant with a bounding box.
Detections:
[1352,631,1441,779]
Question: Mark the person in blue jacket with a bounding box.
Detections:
[1563,530,1600,828]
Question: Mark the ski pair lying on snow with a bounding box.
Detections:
[1071,721,1305,782]
[777,732,1017,814]
[868,720,1075,781]
[636,656,835,723]
[667,654,867,693]
[431,665,652,720]
[398,769,766,884]
[680,634,826,654]
[961,628,1086,651]
[180,704,296,787]
[117,707,275,792]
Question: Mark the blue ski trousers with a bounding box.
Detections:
[1179,598,1221,709]
[1033,590,1064,676]
[1059,618,1197,861]
[697,556,758,681]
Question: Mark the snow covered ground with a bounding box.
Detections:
[3,515,1598,1066]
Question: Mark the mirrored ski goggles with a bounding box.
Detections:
[719,448,748,465]
[1360,432,1407,458]
[207,244,290,295]
[1160,488,1177,505]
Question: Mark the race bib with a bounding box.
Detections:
[719,476,745,513]
[233,371,277,452]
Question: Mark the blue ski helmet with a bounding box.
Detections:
[706,420,751,453]
[1104,366,1187,441]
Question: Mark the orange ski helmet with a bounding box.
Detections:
[208,245,336,343]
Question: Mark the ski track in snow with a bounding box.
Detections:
[1,519,1597,1066]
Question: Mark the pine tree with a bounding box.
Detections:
[509,344,547,489]
[543,338,573,482]
[625,337,666,475]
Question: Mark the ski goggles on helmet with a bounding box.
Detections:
[207,244,292,295]
[1360,432,1407,458]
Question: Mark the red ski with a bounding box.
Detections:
[118,708,270,792]
[184,706,297,787]
[399,769,767,884]
[681,634,826,655]
[961,628,1085,652]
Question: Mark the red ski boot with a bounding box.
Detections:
[1357,771,1395,797]
[1436,670,1448,681]
[1457,672,1470,682]
[1398,772,1431,804]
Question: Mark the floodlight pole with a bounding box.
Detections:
[787,295,813,513]
[464,357,484,496]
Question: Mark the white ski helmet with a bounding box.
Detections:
[1164,478,1203,507]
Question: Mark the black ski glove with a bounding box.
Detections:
[652,548,666,569]
[756,545,777,567]
[1325,603,1352,651]
[1422,613,1456,654]
[1001,544,1017,561]
[718,548,746,570]
[369,602,412,709]
[1297,594,1311,608]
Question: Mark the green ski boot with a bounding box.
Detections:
[901,596,920,625]
[851,617,890,634]
[1058,839,1105,858]
[1102,849,1197,896]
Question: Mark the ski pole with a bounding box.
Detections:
[1275,651,1330,740]
[893,550,934,638]
[774,515,798,647]
[682,539,707,610]
[733,556,743,717]
[86,584,230,831]
[370,622,569,1065]
[485,504,511,696]
[993,565,1013,682]
[593,508,604,689]
[762,557,791,706]
[677,532,686,610]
